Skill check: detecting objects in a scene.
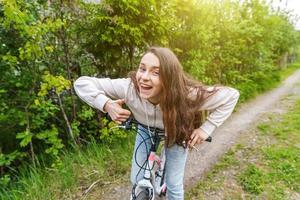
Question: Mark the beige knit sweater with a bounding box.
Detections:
[74,76,240,136]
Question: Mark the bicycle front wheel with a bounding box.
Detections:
[135,189,150,200]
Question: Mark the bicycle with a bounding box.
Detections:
[111,116,212,200]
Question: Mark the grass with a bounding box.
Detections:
[186,99,300,200]
[0,134,135,200]
[238,164,265,195]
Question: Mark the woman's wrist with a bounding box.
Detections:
[197,128,209,140]
[103,99,113,112]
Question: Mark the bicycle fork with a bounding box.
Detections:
[144,145,167,197]
[154,148,167,196]
[132,148,166,199]
[132,150,157,200]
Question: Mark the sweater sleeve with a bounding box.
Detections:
[199,86,240,136]
[73,76,131,112]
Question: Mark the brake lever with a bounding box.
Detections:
[121,115,134,130]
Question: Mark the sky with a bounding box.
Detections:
[267,0,300,29]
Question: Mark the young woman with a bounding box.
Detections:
[74,47,239,200]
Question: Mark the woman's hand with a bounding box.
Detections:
[188,128,209,149]
[104,99,131,124]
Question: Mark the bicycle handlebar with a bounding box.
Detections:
[117,116,212,143]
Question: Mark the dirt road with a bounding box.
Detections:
[185,69,300,189]
[95,69,300,200]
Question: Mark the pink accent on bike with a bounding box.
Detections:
[162,183,167,192]
[149,152,156,161]
[156,159,161,167]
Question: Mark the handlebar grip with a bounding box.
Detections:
[205,136,212,142]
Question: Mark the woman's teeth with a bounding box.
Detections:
[141,85,152,90]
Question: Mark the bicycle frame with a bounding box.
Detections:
[131,130,166,200]
[112,116,212,200]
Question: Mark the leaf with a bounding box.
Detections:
[34,99,40,106]
[16,130,33,147]
[20,134,33,147]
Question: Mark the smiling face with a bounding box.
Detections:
[136,52,163,104]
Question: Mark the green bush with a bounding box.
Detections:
[0,0,299,188]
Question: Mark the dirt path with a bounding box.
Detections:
[93,69,300,200]
[186,75,300,200]
[185,69,300,189]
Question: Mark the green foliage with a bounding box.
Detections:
[171,0,299,99]
[99,117,129,143]
[0,151,25,167]
[0,174,11,188]
[77,0,171,77]
[38,72,71,96]
[0,0,300,191]
[36,126,64,156]
[71,121,81,139]
[76,105,99,137]
[77,105,94,121]
[16,130,33,147]
[0,151,25,188]
[15,73,69,158]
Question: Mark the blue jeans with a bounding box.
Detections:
[130,125,188,200]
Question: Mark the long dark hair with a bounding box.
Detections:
[129,47,217,147]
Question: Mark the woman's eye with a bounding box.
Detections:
[139,66,146,72]
[153,71,159,76]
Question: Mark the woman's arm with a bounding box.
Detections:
[73,76,131,112]
[199,86,240,136]
[189,86,239,147]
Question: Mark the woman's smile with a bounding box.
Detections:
[140,83,153,91]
